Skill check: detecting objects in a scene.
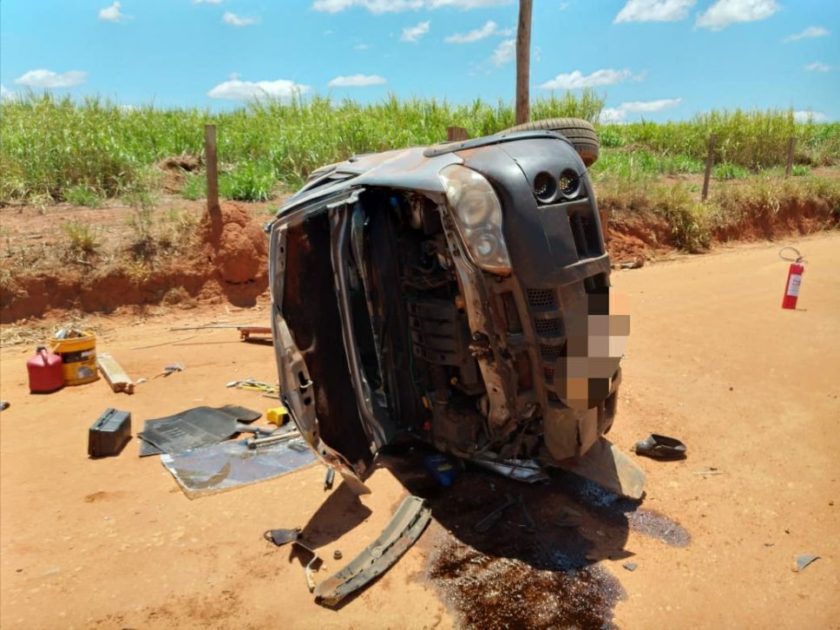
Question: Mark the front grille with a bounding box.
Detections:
[527,288,556,309]
[534,317,563,337]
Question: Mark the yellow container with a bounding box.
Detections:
[52,332,99,385]
[266,405,289,426]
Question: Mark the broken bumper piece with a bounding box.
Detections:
[314,495,431,607]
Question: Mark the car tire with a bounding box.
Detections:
[502,117,600,167]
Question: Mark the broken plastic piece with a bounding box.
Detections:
[633,434,687,460]
[471,456,549,484]
[313,495,431,606]
[264,528,301,546]
[623,561,638,572]
[794,554,820,572]
[474,494,517,533]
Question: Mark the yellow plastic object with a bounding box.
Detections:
[266,406,289,426]
[52,332,99,385]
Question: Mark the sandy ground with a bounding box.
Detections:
[1,232,838,629]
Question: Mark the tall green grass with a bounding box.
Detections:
[1,92,837,204]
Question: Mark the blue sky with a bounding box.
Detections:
[1,0,837,122]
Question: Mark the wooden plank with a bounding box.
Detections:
[96,352,134,394]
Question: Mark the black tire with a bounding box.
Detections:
[503,117,599,167]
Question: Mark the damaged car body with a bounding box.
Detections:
[268,120,644,499]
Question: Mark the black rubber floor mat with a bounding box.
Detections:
[138,405,261,457]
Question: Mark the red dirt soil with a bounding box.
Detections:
[1,194,837,323]
[2,202,269,324]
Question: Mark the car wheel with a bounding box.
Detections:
[502,117,600,167]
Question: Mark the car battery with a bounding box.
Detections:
[88,408,132,458]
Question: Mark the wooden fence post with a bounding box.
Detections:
[701,134,716,202]
[447,126,469,142]
[204,124,220,216]
[785,136,796,178]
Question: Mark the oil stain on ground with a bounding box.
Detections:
[429,539,624,629]
[382,449,690,629]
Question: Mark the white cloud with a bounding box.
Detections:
[328,74,387,87]
[1,84,17,100]
[614,0,695,23]
[99,1,127,22]
[793,110,828,123]
[445,20,498,43]
[401,20,430,42]
[222,11,258,26]
[600,98,682,123]
[696,0,779,31]
[193,0,222,3]
[207,78,309,101]
[313,0,509,13]
[784,26,830,42]
[14,69,87,88]
[354,42,371,50]
[491,38,515,66]
[804,61,830,72]
[539,68,637,90]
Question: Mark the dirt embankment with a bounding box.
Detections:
[2,193,837,323]
[603,194,838,263]
[1,203,268,324]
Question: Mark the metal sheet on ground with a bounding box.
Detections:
[160,438,317,498]
[138,405,261,456]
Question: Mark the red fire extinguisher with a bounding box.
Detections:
[780,247,805,310]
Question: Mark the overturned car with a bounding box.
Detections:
[268,118,644,499]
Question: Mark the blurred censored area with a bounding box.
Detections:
[555,293,630,410]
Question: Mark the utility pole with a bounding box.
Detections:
[515,0,532,125]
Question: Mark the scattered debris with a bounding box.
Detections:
[518,493,537,531]
[161,437,316,497]
[264,527,302,547]
[226,378,279,396]
[96,352,134,394]
[246,430,301,450]
[622,561,638,572]
[324,467,335,491]
[794,554,820,572]
[617,259,645,269]
[156,363,184,378]
[556,506,582,528]
[474,494,517,534]
[138,405,261,456]
[633,433,687,460]
[694,467,724,476]
[470,457,549,484]
[424,452,458,487]
[238,326,272,342]
[88,408,132,458]
[263,527,322,592]
[314,495,431,607]
[266,405,289,426]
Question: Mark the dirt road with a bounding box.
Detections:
[1,232,838,629]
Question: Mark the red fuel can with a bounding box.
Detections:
[27,346,65,393]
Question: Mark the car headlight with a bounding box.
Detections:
[438,164,512,276]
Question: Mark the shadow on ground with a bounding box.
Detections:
[376,444,689,629]
[285,442,689,628]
